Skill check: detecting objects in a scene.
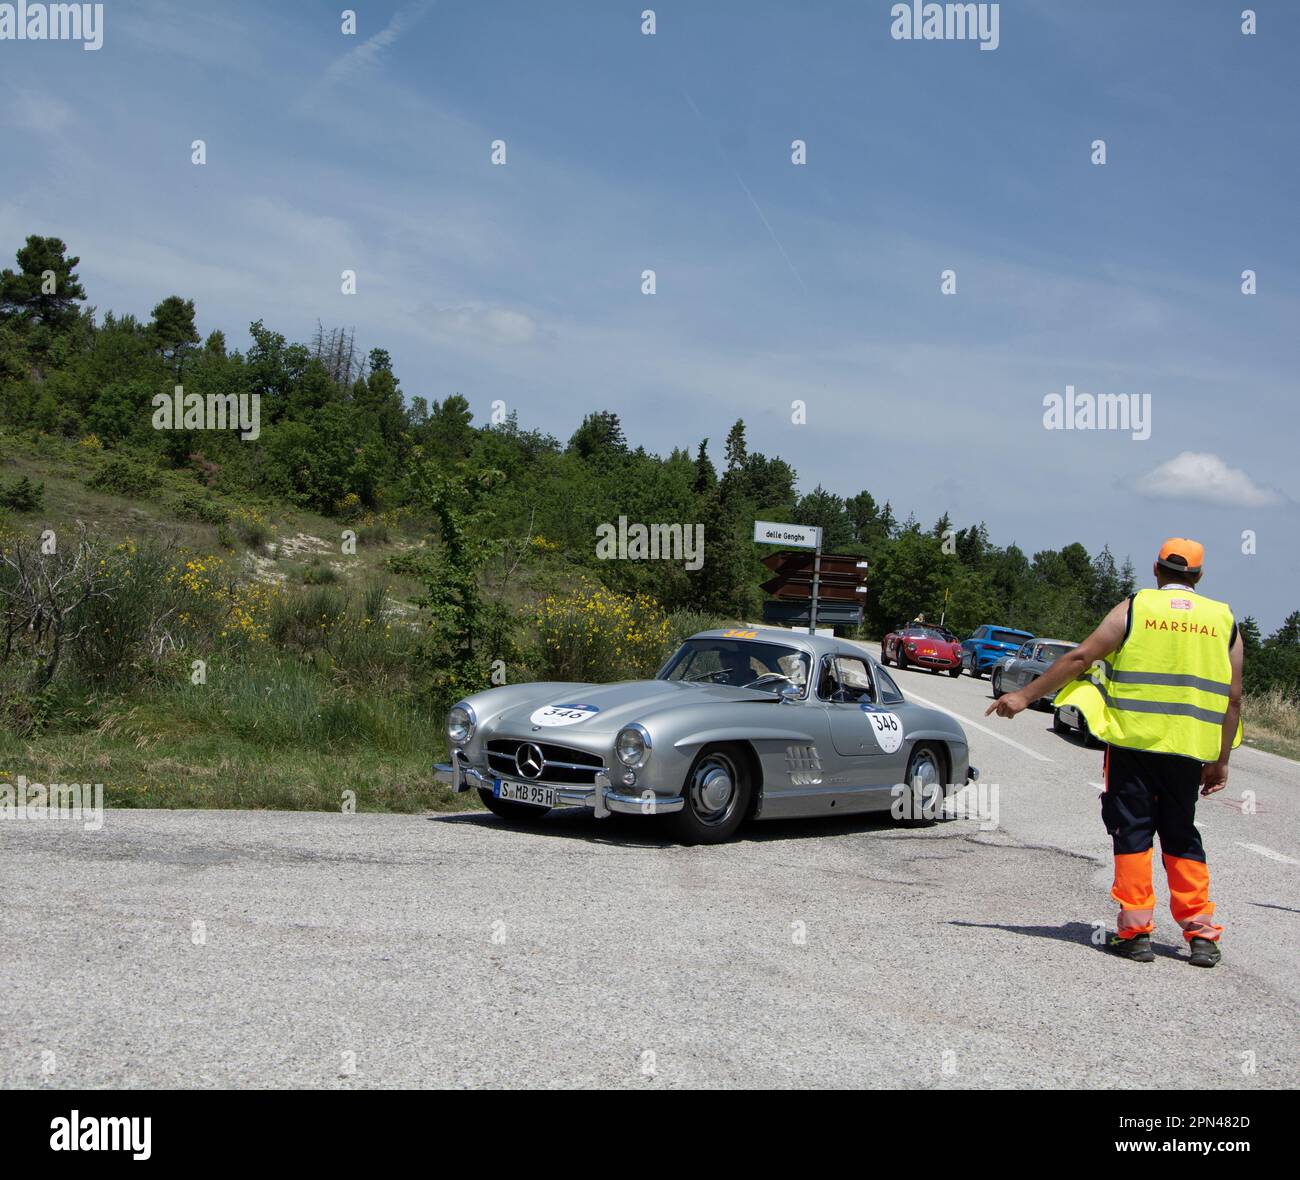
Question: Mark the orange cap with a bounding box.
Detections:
[1157,537,1204,574]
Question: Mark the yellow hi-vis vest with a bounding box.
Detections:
[1053,587,1242,762]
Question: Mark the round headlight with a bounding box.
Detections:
[447,703,475,746]
[615,724,651,768]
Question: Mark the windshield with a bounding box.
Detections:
[660,638,810,695]
[1039,643,1075,663]
[907,627,949,641]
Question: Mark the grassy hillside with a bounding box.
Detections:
[0,429,460,812]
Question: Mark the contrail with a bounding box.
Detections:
[732,169,807,294]
[679,86,806,294]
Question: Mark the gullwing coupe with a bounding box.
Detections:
[435,628,977,844]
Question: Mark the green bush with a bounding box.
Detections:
[86,456,161,498]
[174,490,228,526]
[303,560,337,585]
[0,475,43,511]
[237,517,272,549]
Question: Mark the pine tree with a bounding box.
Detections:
[692,438,716,495]
[724,419,747,472]
[0,235,87,329]
[149,295,200,378]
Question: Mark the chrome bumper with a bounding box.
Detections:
[434,750,684,818]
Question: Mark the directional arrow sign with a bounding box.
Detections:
[761,552,869,579]
[761,576,866,603]
[759,550,870,604]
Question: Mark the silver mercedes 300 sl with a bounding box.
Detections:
[435,627,977,844]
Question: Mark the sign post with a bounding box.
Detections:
[809,538,821,635]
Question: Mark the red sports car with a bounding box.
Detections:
[880,625,963,675]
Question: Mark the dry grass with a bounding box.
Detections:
[1242,688,1300,762]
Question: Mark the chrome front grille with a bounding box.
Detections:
[486,739,604,785]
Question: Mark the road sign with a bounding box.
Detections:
[761,577,866,603]
[761,552,869,579]
[757,548,870,633]
[753,521,821,550]
[762,600,863,627]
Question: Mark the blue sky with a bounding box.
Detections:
[2,0,1297,628]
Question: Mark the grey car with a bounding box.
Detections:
[435,627,977,844]
[991,638,1078,709]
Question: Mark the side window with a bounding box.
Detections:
[875,665,904,705]
[973,627,986,640]
[819,656,874,703]
[1019,642,1033,658]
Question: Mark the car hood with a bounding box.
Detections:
[493,678,780,735]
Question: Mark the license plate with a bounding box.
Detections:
[494,778,558,808]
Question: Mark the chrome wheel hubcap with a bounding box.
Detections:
[690,755,738,825]
[908,750,942,817]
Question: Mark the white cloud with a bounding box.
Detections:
[425,304,540,346]
[2,89,75,136]
[1135,451,1284,508]
[324,0,436,87]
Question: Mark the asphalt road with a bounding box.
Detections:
[2,666,1297,1089]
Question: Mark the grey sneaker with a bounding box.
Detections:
[1108,932,1154,962]
[1188,937,1221,968]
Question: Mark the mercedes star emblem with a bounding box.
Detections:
[515,743,545,779]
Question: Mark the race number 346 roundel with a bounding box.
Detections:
[529,703,601,727]
[861,707,904,754]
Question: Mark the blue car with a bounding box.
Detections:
[961,625,1035,679]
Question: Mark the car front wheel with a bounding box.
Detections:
[896,742,947,828]
[992,669,1004,698]
[880,646,890,667]
[1081,715,1101,749]
[668,744,752,845]
[948,665,962,677]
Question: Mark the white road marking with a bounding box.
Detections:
[1236,842,1300,866]
[1089,781,1104,792]
[904,688,1054,763]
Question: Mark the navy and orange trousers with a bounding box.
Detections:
[1102,743,1222,941]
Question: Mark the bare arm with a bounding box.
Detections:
[985,599,1129,718]
[1200,630,1244,796]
